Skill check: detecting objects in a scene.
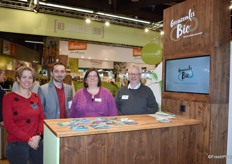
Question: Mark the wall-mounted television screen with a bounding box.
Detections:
[165,55,210,94]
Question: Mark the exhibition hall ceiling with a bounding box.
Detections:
[44,0,184,26]
[0,0,231,51]
[0,0,185,51]
[0,0,185,31]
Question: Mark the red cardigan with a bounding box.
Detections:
[3,92,44,142]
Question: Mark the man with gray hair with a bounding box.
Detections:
[115,65,158,115]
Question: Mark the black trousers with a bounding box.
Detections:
[6,140,43,164]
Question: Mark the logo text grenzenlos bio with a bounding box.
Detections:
[170,9,195,28]
[178,65,194,81]
[169,9,202,41]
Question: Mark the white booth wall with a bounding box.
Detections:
[226,43,232,164]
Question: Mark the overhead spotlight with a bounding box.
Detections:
[160,31,164,35]
[230,4,232,9]
[105,21,110,26]
[33,4,40,13]
[31,0,39,13]
[144,28,149,32]
[85,18,91,23]
[33,8,38,13]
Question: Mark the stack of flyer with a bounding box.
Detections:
[149,111,176,123]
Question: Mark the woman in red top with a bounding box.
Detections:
[3,66,44,164]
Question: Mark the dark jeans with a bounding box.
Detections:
[6,140,43,164]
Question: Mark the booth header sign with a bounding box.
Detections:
[170,9,203,41]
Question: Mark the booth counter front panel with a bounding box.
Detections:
[44,115,202,164]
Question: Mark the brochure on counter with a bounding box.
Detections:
[57,117,138,132]
[149,111,176,123]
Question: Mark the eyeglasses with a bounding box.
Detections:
[87,75,98,79]
[128,73,141,77]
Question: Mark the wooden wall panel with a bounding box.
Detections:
[209,104,229,164]
[162,0,230,163]
[60,126,200,164]
[211,0,231,47]
[210,46,230,103]
[162,98,211,163]
[162,92,210,103]
[163,0,212,56]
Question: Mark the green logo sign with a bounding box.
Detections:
[141,43,162,65]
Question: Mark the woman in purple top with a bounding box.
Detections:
[69,68,118,118]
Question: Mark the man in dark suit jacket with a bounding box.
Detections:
[38,63,73,119]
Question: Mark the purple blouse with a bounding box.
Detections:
[69,87,118,118]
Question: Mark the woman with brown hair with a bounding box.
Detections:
[69,68,118,118]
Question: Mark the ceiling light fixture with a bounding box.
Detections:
[39,2,94,13]
[105,21,110,26]
[33,0,40,13]
[85,18,91,23]
[96,12,151,24]
[25,40,44,44]
[144,28,149,32]
[33,8,38,13]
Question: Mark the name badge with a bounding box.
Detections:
[122,95,129,100]
[68,100,72,109]
[94,98,102,102]
[31,103,39,110]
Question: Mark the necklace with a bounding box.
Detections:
[87,87,99,102]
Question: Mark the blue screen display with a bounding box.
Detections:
[165,56,210,94]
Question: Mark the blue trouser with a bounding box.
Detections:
[6,140,43,164]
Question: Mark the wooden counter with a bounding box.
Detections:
[44,115,202,164]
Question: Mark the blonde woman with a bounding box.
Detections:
[3,66,44,164]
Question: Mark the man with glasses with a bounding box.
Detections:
[38,62,73,119]
[115,65,158,115]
